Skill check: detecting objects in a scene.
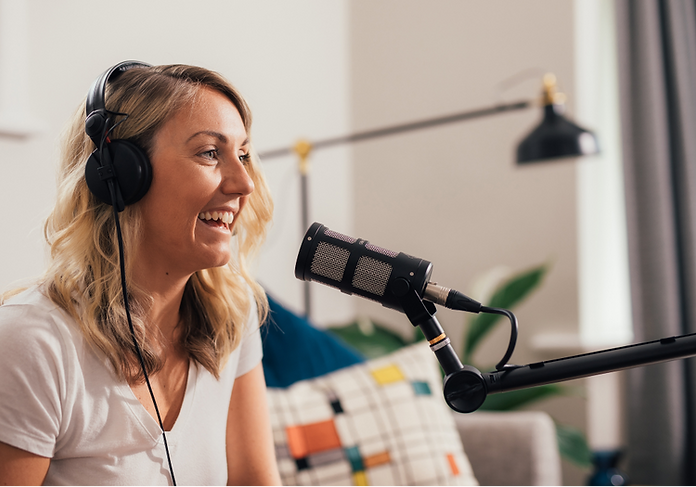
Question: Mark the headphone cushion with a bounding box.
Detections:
[85,139,153,207]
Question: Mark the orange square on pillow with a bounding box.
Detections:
[286,420,342,459]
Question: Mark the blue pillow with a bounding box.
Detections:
[261,294,365,388]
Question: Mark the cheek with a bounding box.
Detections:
[140,175,205,234]
[233,195,252,225]
[147,165,213,208]
[140,179,174,225]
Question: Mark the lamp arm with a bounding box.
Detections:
[257,100,532,160]
[264,98,535,318]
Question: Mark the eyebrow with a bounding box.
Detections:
[187,130,249,146]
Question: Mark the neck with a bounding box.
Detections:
[131,264,191,346]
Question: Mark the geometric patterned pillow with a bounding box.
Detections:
[266,343,478,485]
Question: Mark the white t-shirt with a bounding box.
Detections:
[0,285,263,486]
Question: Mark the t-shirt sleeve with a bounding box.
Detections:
[235,298,263,378]
[0,304,66,458]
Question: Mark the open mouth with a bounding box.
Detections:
[198,211,234,231]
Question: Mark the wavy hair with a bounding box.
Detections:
[41,64,273,382]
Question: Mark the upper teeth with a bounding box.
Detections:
[199,211,234,224]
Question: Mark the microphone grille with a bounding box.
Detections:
[352,256,393,296]
[324,228,357,244]
[310,241,350,282]
[365,243,398,258]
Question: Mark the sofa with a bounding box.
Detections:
[262,295,562,486]
[454,411,561,485]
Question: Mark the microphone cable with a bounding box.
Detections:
[479,305,520,371]
[101,119,177,486]
[424,284,519,370]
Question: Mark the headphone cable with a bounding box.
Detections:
[107,177,178,486]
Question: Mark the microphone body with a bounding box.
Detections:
[295,222,482,313]
[295,222,433,313]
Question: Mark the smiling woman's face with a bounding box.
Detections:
[135,87,255,279]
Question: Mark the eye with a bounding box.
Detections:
[199,149,219,162]
[239,152,251,165]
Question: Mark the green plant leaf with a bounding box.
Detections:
[463,264,548,363]
[326,321,409,359]
[556,423,593,468]
[456,262,592,468]
[479,384,564,411]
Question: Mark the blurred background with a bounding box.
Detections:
[0,0,643,484]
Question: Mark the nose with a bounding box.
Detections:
[221,157,255,197]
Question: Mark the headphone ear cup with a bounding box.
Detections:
[85,140,153,208]
[85,150,111,205]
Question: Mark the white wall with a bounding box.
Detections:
[348,1,589,483]
[0,0,354,324]
[350,0,579,362]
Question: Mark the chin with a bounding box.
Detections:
[209,256,233,270]
[194,251,233,273]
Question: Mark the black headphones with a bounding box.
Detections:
[84,61,153,212]
[83,62,177,485]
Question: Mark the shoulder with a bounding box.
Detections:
[2,285,63,317]
[222,294,262,379]
[0,286,81,362]
[0,287,82,456]
[245,291,260,332]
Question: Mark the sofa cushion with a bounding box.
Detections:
[267,343,478,486]
[453,411,562,486]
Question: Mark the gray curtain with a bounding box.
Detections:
[616,0,696,484]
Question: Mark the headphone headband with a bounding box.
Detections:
[85,60,152,146]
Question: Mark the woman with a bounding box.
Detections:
[0,62,280,485]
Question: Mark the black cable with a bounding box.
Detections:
[102,128,177,485]
[480,305,519,371]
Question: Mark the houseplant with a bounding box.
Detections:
[327,263,592,468]
[461,264,591,468]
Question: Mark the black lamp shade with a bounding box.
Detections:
[516,103,599,164]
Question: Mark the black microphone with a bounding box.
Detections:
[295,222,483,314]
[295,222,696,415]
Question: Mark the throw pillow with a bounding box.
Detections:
[262,293,365,388]
[267,343,478,486]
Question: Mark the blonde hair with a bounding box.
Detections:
[41,64,273,382]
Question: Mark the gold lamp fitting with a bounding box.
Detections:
[542,73,566,106]
[293,139,313,175]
